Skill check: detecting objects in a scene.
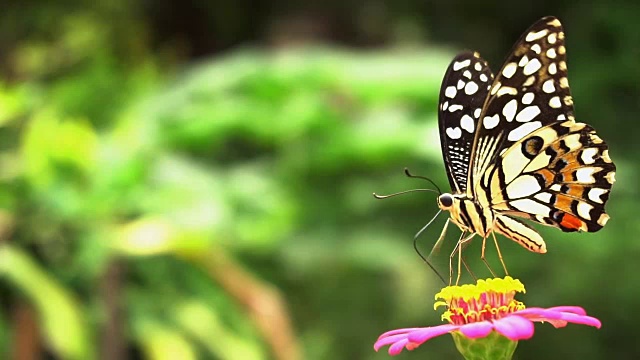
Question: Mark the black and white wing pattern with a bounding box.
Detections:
[468,16,616,233]
[468,17,575,195]
[438,52,494,193]
[433,16,616,260]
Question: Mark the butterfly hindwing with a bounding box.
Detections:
[438,52,494,193]
[469,17,573,197]
[490,120,616,232]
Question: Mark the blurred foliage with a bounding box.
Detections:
[0,1,639,360]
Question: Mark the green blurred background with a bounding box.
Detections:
[0,1,638,359]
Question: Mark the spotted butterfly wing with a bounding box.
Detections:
[473,16,615,235]
[438,52,494,193]
[468,17,575,190]
[436,16,615,255]
[489,120,615,234]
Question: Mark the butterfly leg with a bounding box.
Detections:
[450,232,475,285]
[479,235,498,278]
[449,231,466,285]
[461,251,477,282]
[491,230,509,276]
[458,239,477,282]
[457,233,476,285]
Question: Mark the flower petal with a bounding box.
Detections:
[515,307,557,318]
[494,315,535,340]
[458,321,494,338]
[514,307,568,327]
[514,307,601,329]
[407,324,460,343]
[388,338,410,356]
[516,307,567,320]
[549,312,601,329]
[375,325,459,355]
[377,327,425,340]
[545,306,587,316]
[374,333,410,351]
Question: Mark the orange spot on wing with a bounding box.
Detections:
[535,168,555,186]
[560,213,582,230]
[565,184,584,197]
[554,195,573,211]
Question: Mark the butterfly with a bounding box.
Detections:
[433,16,616,283]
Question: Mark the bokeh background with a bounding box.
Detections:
[0,1,638,359]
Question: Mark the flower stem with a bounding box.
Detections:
[451,331,518,360]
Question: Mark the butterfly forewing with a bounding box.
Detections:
[438,52,494,193]
[475,16,616,234]
[469,17,573,198]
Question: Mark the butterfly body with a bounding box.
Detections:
[438,191,547,253]
[438,194,493,238]
[435,17,615,258]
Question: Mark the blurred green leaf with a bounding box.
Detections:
[112,217,210,257]
[0,244,94,359]
[173,299,265,360]
[0,84,29,126]
[136,320,198,360]
[21,110,97,189]
[0,307,8,359]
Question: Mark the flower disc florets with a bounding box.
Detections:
[434,277,526,325]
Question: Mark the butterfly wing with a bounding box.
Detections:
[490,120,615,232]
[468,16,574,199]
[474,17,616,232]
[438,52,494,193]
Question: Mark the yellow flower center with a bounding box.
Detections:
[434,277,526,325]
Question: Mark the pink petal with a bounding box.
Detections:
[494,315,535,340]
[377,327,425,340]
[375,324,459,355]
[514,308,567,329]
[407,324,460,343]
[550,311,601,328]
[515,308,601,329]
[388,338,410,356]
[514,308,569,328]
[545,306,587,316]
[374,333,411,351]
[516,307,566,321]
[459,321,494,338]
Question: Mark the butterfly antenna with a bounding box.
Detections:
[373,188,440,199]
[374,168,446,284]
[404,168,442,195]
[413,210,446,285]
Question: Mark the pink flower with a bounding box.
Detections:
[374,277,601,357]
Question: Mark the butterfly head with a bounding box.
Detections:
[437,193,455,210]
[437,193,464,211]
